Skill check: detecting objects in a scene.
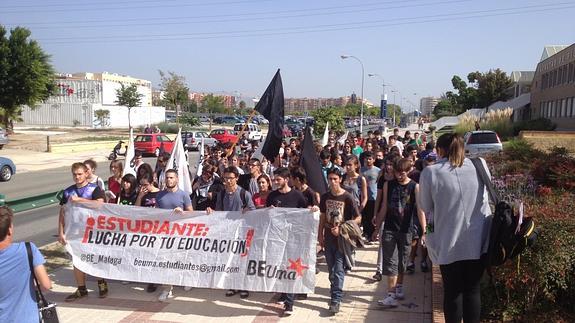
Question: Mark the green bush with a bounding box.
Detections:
[513,118,556,136]
[503,138,543,162]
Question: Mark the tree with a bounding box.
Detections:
[158,70,189,120]
[467,69,513,109]
[115,84,143,129]
[0,26,55,131]
[311,106,345,137]
[239,100,246,110]
[201,94,226,114]
[439,69,513,118]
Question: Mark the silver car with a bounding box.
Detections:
[0,128,8,149]
[182,131,218,151]
[464,130,503,157]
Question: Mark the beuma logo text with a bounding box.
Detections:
[246,258,308,280]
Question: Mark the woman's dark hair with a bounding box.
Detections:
[436,133,465,167]
[257,174,272,191]
[121,174,138,194]
[290,166,307,183]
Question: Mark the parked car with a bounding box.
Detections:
[198,116,211,124]
[0,157,16,181]
[210,129,238,144]
[0,128,9,149]
[233,123,263,141]
[213,116,240,125]
[464,130,503,156]
[181,131,218,151]
[134,133,175,156]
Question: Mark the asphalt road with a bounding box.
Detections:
[2,156,161,201]
[13,151,201,247]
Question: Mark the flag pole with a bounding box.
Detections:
[227,108,257,157]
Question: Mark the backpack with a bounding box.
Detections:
[471,158,538,267]
[217,187,248,211]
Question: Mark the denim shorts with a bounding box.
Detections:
[382,230,412,276]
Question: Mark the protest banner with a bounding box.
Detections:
[64,201,319,294]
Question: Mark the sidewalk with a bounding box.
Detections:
[44,243,433,323]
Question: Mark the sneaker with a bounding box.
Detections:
[183,286,193,291]
[395,285,405,300]
[406,262,415,274]
[146,284,158,293]
[158,289,173,302]
[316,249,325,258]
[225,289,237,297]
[372,272,382,281]
[98,280,108,298]
[283,303,294,316]
[296,293,308,300]
[328,302,340,314]
[239,290,249,299]
[65,288,88,302]
[421,260,429,273]
[377,293,399,308]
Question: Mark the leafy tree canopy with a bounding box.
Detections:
[201,94,226,114]
[115,83,143,129]
[435,69,513,119]
[158,70,189,110]
[0,26,55,130]
[311,106,345,137]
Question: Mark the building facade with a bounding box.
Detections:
[419,96,440,116]
[530,44,575,130]
[20,72,164,128]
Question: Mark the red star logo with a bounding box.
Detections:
[287,258,309,277]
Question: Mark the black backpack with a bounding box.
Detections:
[471,158,538,267]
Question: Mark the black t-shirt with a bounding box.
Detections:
[265,189,307,208]
[320,190,360,245]
[140,191,159,208]
[383,179,417,233]
[408,169,420,183]
[301,186,319,207]
[119,191,138,205]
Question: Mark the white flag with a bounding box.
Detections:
[196,137,205,177]
[165,128,192,194]
[321,121,330,146]
[337,131,349,145]
[123,128,136,177]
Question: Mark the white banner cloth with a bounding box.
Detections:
[64,202,319,293]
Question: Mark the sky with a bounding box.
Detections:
[1,0,574,111]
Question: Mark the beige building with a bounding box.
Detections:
[530,44,575,130]
[284,96,373,114]
[419,96,440,116]
[71,72,153,106]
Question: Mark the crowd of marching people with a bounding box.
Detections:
[1,125,492,323]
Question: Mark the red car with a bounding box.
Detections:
[134,133,175,156]
[210,129,238,144]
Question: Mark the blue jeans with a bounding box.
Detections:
[325,241,345,304]
[282,293,294,306]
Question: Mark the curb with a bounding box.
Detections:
[7,190,62,213]
[432,264,445,323]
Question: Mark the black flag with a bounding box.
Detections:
[255,69,284,162]
[300,126,328,195]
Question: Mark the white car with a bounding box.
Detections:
[234,123,263,141]
[464,130,503,157]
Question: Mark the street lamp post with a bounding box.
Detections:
[391,90,398,127]
[341,55,365,134]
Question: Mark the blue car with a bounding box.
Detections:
[0,157,16,181]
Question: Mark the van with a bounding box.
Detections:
[234,123,263,141]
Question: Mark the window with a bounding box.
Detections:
[561,99,567,117]
[558,67,563,84]
[570,63,575,83]
[158,135,171,142]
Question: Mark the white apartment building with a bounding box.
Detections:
[420,96,440,116]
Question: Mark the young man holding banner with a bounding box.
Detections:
[206,166,256,299]
[58,162,107,302]
[156,169,194,301]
